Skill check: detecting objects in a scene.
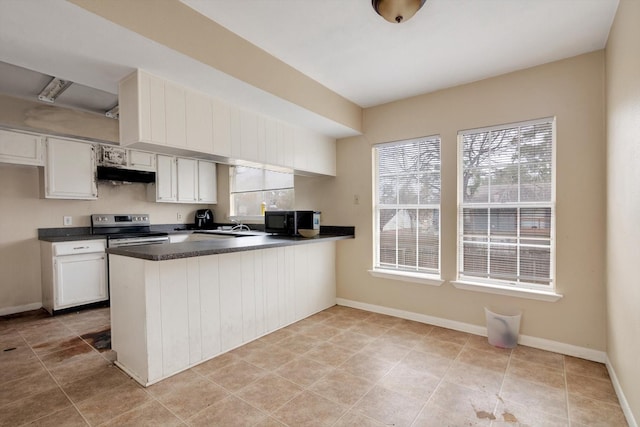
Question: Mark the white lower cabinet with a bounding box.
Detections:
[40,239,108,314]
[109,241,337,386]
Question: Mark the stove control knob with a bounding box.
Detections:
[143,216,148,221]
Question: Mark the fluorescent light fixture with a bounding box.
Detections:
[38,77,72,103]
[105,104,119,120]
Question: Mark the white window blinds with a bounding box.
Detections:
[458,118,555,289]
[374,136,441,274]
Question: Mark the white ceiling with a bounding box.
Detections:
[0,0,619,138]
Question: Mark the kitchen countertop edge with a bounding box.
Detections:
[107,234,354,261]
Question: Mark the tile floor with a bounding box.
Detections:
[0,305,628,426]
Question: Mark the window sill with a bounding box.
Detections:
[369,269,444,286]
[451,280,563,302]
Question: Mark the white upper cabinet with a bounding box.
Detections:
[186,89,213,154]
[212,98,231,158]
[120,69,335,176]
[154,154,177,202]
[0,129,44,166]
[152,155,216,204]
[128,150,156,171]
[177,157,197,202]
[164,82,187,148]
[197,160,217,203]
[45,137,97,200]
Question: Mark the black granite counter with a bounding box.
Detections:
[107,233,354,261]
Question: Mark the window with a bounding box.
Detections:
[230,166,294,218]
[374,136,441,276]
[458,118,555,290]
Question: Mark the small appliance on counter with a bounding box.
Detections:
[195,209,215,229]
[264,210,320,236]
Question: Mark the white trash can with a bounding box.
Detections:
[485,307,521,349]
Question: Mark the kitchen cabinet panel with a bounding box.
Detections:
[159,260,190,375]
[283,246,296,325]
[155,155,177,202]
[187,258,203,364]
[230,106,242,159]
[0,129,44,166]
[197,160,217,203]
[241,251,257,342]
[199,256,221,359]
[218,252,244,352]
[128,150,156,171]
[253,250,267,336]
[186,90,213,153]
[148,74,167,145]
[212,98,231,157]
[240,109,259,162]
[45,137,97,200]
[263,248,281,331]
[177,157,197,202]
[264,118,278,166]
[165,83,187,148]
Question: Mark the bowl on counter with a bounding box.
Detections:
[298,229,319,238]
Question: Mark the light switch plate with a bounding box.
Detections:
[63,216,72,226]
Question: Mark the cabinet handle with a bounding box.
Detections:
[73,246,89,250]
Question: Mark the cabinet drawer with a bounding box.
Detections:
[53,239,106,256]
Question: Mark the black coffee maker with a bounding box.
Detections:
[194,209,214,229]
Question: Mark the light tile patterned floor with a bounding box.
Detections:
[0,305,628,426]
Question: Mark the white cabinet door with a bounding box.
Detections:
[0,129,44,166]
[165,82,187,148]
[177,158,197,202]
[45,137,97,200]
[212,98,231,157]
[156,155,177,201]
[240,109,259,162]
[54,252,107,309]
[128,150,156,171]
[148,73,167,145]
[186,90,213,153]
[197,160,217,203]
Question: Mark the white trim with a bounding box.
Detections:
[368,269,444,286]
[0,302,42,316]
[451,280,563,302]
[606,356,639,427]
[336,298,605,362]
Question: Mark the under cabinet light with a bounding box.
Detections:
[37,77,72,103]
[105,104,119,119]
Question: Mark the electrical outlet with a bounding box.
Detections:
[177,212,183,221]
[354,194,360,205]
[63,216,72,226]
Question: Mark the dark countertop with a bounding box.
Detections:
[107,233,354,261]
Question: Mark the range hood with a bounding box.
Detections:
[96,166,155,183]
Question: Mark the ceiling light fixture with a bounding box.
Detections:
[37,77,72,103]
[105,104,119,120]
[372,0,426,23]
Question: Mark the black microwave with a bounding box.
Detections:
[264,210,320,235]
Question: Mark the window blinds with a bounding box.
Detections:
[375,136,441,274]
[458,118,554,288]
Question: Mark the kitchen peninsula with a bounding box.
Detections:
[108,230,353,386]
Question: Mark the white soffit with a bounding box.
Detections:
[183,0,619,107]
[0,0,358,137]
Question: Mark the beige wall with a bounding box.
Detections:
[606,0,640,422]
[328,52,607,351]
[0,164,207,314]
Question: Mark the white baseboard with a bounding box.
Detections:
[336,298,606,363]
[0,302,42,316]
[606,356,638,427]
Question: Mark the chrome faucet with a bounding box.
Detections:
[230,219,251,232]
